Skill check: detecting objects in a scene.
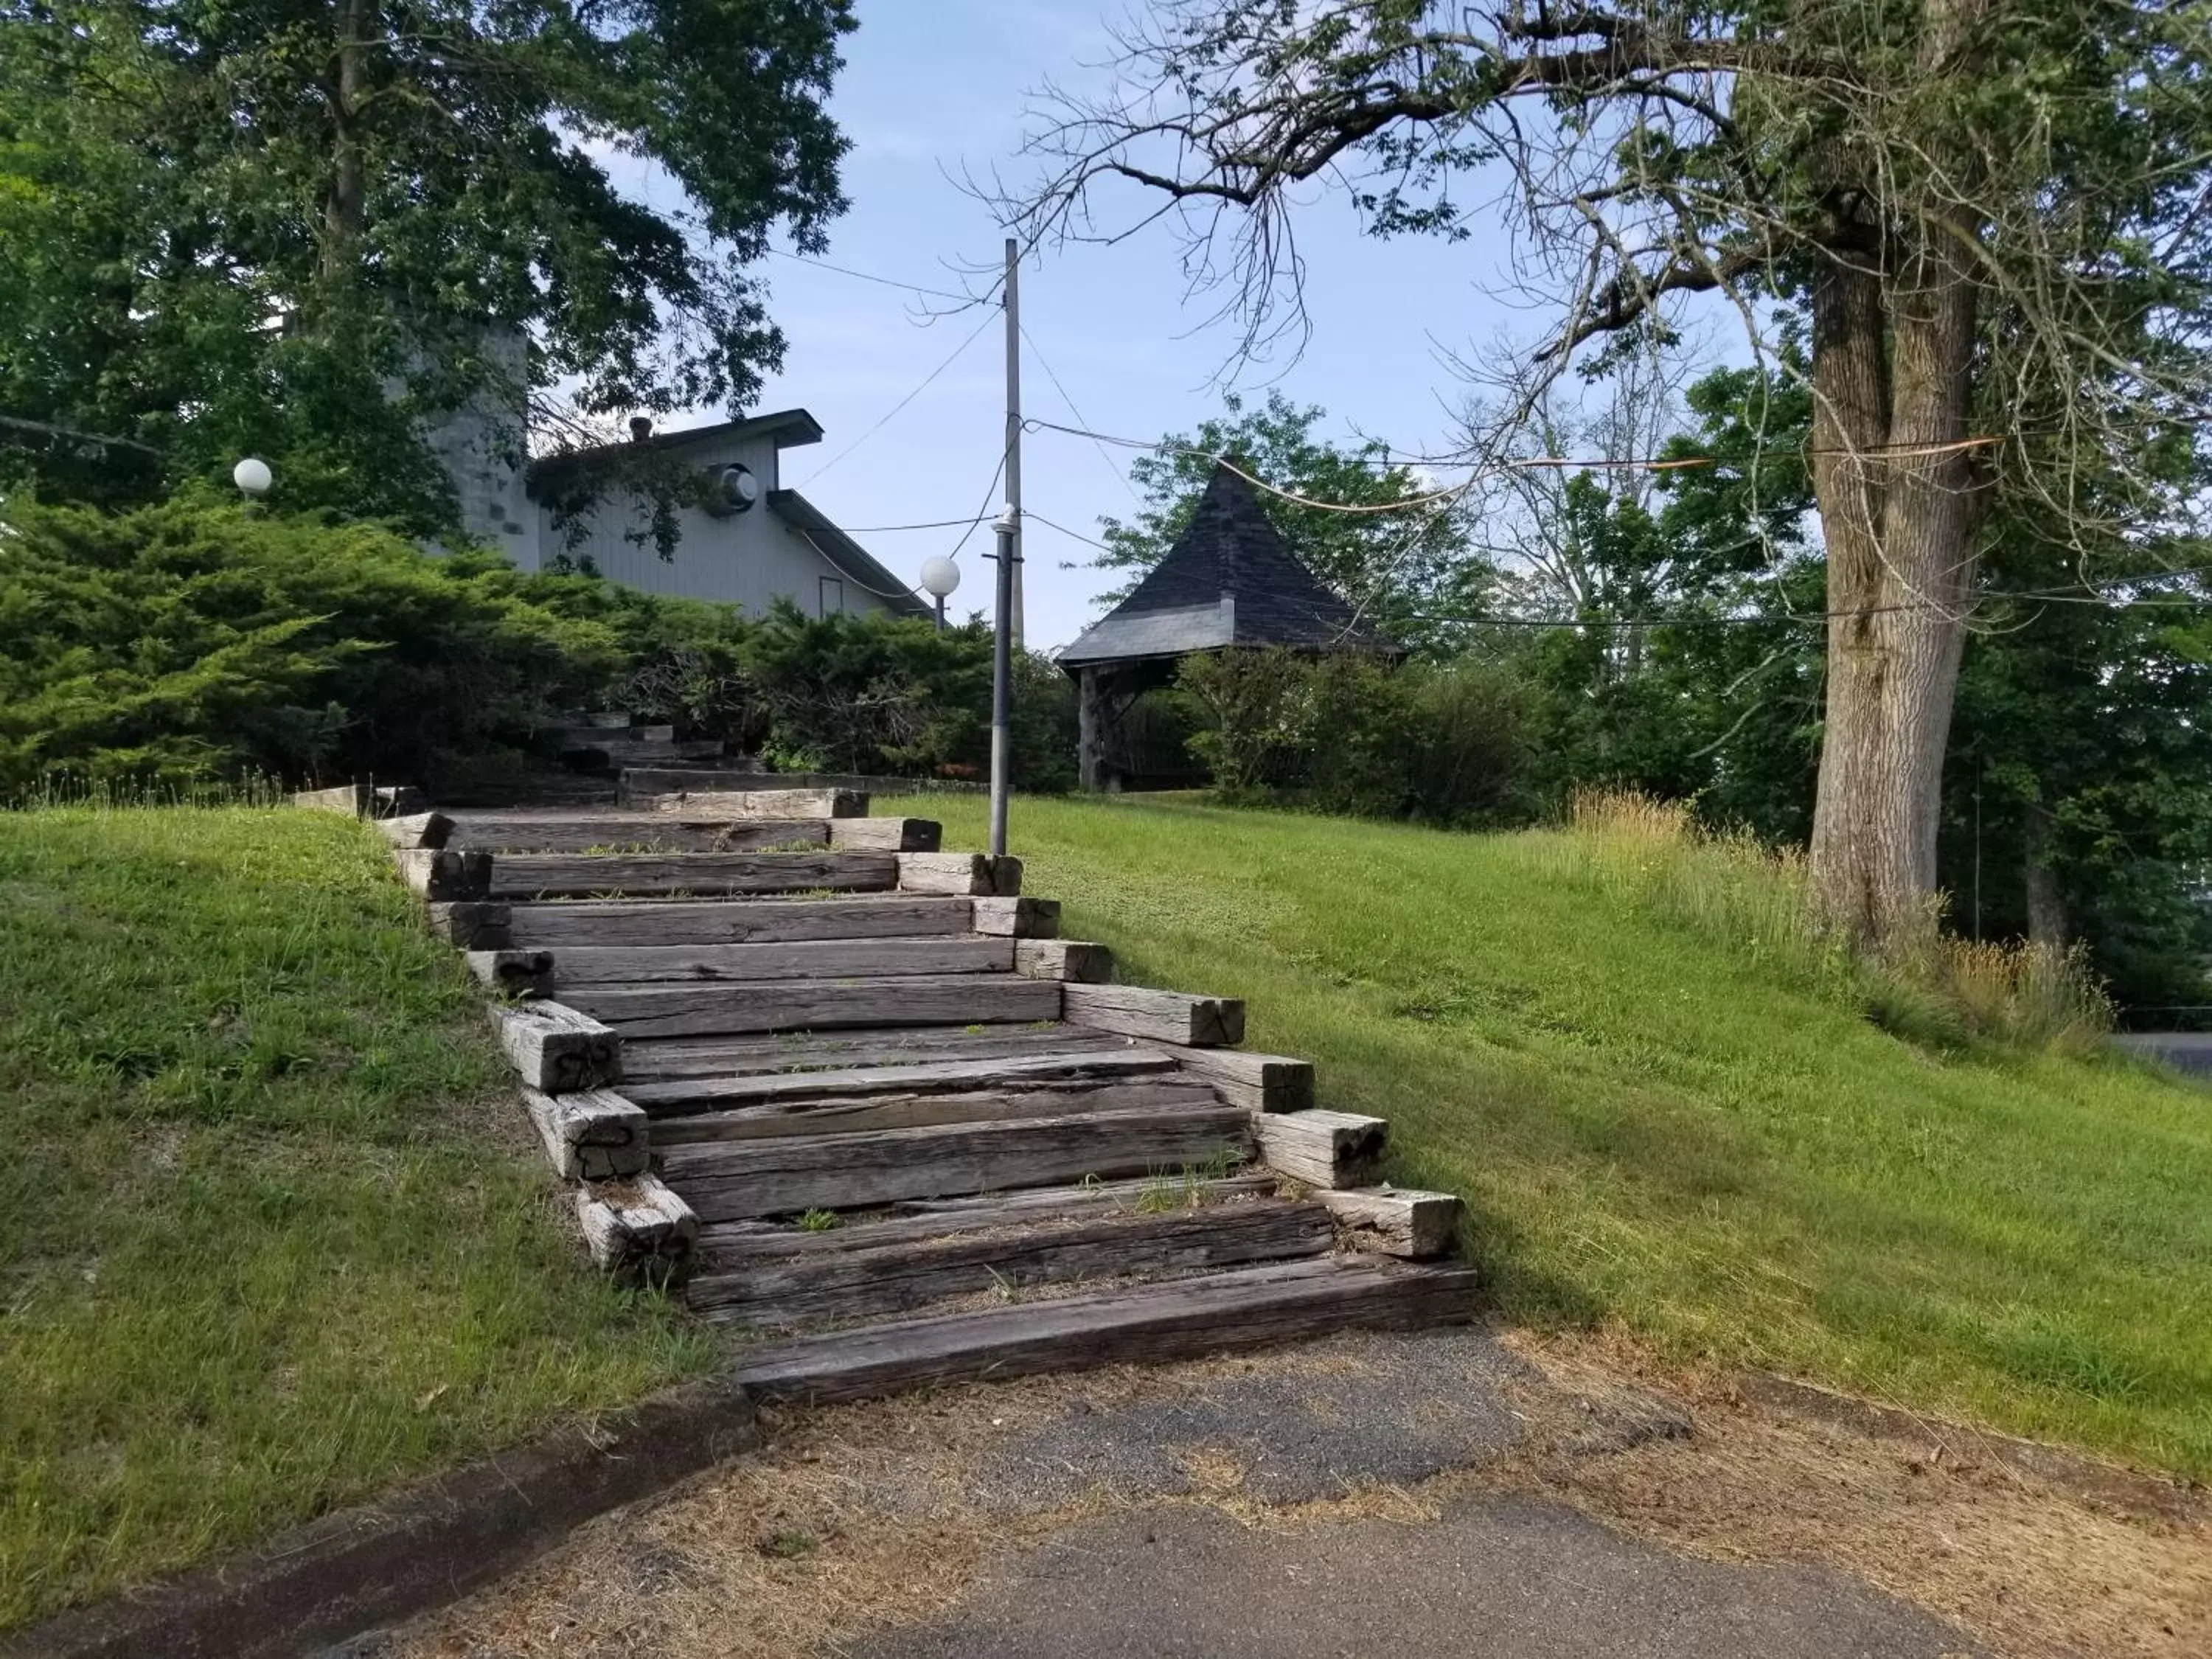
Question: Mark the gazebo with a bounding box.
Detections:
[1058,462,1385,790]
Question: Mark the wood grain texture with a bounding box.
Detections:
[619,1023,1117,1082]
[699,1175,1279,1261]
[897,852,1023,897]
[394,848,493,901]
[446,815,831,854]
[829,817,942,852]
[971,896,1060,937]
[292,784,364,815]
[1064,983,1245,1047]
[1316,1188,1462,1258]
[620,1048,1175,1113]
[546,936,1012,987]
[560,973,1062,1040]
[504,895,974,949]
[422,901,512,950]
[576,1176,697,1284]
[730,1257,1482,1402]
[489,1001,622,1093]
[521,1086,650,1182]
[657,1105,1253,1221]
[1157,1046,1315,1114]
[1253,1109,1388,1189]
[1015,939,1114,983]
[465,949,554,999]
[488,850,897,899]
[646,787,868,818]
[374,811,453,850]
[652,1079,1220,1145]
[689,1200,1331,1326]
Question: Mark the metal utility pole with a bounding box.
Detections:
[988,507,1018,857]
[1003,236,1023,650]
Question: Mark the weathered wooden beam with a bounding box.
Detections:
[489,1001,621,1093]
[657,1104,1253,1222]
[1253,1109,1387,1189]
[504,894,973,950]
[422,900,514,950]
[373,811,454,851]
[689,1199,1332,1327]
[576,1175,697,1284]
[393,848,493,901]
[521,1086,650,1182]
[488,850,897,900]
[557,973,1062,1040]
[652,1079,1220,1145]
[445,815,832,854]
[829,817,942,852]
[646,786,868,818]
[971,896,1060,937]
[1063,983,1245,1047]
[1159,1047,1315,1114]
[465,949,554,999]
[292,783,365,815]
[543,936,1011,987]
[620,1048,1178,1112]
[1315,1188,1461,1259]
[1015,939,1114,983]
[898,852,1023,897]
[299,782,429,818]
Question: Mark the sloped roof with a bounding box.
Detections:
[1058,463,1375,668]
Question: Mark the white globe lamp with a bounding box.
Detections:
[919,554,961,628]
[232,456,273,498]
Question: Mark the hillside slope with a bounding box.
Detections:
[895,793,2212,1479]
[0,806,710,1629]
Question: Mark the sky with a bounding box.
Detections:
[655,1,1528,650]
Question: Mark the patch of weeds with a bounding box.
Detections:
[757,1531,818,1559]
[796,1208,842,1233]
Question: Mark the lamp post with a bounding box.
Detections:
[232,456,272,504]
[987,506,1019,859]
[919,554,960,632]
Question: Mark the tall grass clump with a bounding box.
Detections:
[1545,790,2114,1054]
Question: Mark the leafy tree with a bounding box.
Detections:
[1093,390,1493,655]
[0,0,855,527]
[1011,0,2212,950]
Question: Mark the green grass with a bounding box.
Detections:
[0,806,714,1630]
[891,792,2212,1478]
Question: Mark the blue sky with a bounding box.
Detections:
[709,1,1525,649]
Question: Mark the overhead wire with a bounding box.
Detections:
[766,246,996,307]
[1017,324,1146,508]
[792,305,998,489]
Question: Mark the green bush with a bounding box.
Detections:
[1177,647,1534,826]
[0,494,1076,793]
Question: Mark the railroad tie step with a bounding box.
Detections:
[617,1023,1145,1085]
[534,934,1013,990]
[487,850,902,900]
[729,1256,1482,1404]
[557,972,1064,1040]
[619,1046,1181,1112]
[501,894,979,950]
[436,811,941,855]
[654,1104,1256,1222]
[649,1077,1222,1145]
[687,1192,1334,1328]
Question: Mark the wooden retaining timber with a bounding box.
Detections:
[319,780,1481,1408]
[504,894,975,949]
[489,850,899,899]
[542,936,1012,987]
[731,1258,1482,1404]
[656,1104,1253,1222]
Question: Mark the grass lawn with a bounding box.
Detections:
[0,806,712,1630]
[894,791,2212,1480]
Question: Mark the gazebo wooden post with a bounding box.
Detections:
[1077,665,1104,792]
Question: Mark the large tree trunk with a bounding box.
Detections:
[1805,226,1982,950]
[323,0,372,282]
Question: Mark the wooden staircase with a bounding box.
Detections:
[330,783,1478,1402]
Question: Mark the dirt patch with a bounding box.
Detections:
[387,1326,2208,1659]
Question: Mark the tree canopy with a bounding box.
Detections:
[0,0,855,526]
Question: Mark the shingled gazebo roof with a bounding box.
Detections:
[1058,463,1380,669]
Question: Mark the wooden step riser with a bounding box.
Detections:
[622,1049,1178,1115]
[447,818,940,855]
[546,936,1012,987]
[688,1200,1332,1327]
[488,852,898,900]
[699,1175,1281,1261]
[503,896,976,950]
[618,1024,1125,1082]
[731,1259,1483,1404]
[653,1080,1222,1145]
[658,1107,1254,1222]
[561,975,1063,1040]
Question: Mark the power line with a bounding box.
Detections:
[793,306,998,488]
[1017,325,1145,508]
[1025,509,1114,553]
[766,246,995,307]
[831,514,990,533]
